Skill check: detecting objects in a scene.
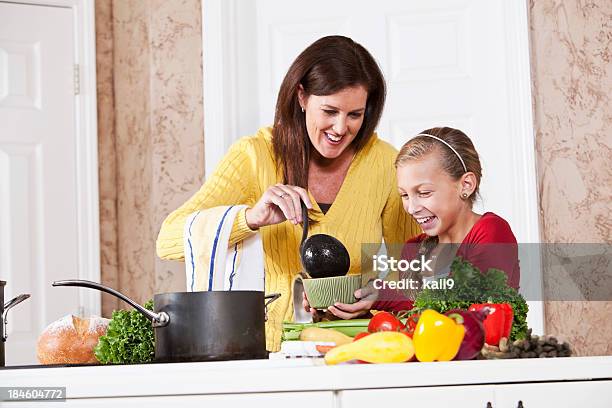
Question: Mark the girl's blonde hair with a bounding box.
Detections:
[395,127,482,205]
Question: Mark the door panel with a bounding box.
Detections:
[0,1,79,365]
[255,0,511,214]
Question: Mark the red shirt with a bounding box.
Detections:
[372,212,520,312]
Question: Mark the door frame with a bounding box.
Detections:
[201,0,544,334]
[202,0,241,178]
[2,0,101,315]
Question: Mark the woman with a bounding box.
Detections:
[156,35,420,351]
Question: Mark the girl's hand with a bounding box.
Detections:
[245,184,312,229]
[327,284,379,319]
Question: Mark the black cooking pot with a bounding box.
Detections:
[52,280,280,363]
[1,280,31,367]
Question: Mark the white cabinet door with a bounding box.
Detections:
[341,385,495,408]
[0,2,80,365]
[494,380,612,408]
[16,392,336,408]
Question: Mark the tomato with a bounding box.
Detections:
[400,313,420,338]
[353,332,370,341]
[368,311,405,333]
[353,332,371,363]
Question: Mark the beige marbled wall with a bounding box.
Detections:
[95,0,120,316]
[148,0,206,295]
[95,0,203,313]
[529,0,612,356]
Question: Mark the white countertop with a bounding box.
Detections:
[2,356,612,399]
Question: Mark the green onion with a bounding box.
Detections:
[282,319,371,340]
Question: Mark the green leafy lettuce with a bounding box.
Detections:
[94,300,155,364]
[413,258,528,341]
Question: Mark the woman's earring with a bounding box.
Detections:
[301,106,305,113]
[461,192,468,199]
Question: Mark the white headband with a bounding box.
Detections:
[415,133,467,173]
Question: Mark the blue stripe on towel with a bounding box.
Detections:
[209,206,234,291]
[228,243,238,290]
[187,211,201,292]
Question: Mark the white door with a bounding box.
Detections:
[203,0,544,332]
[208,0,538,240]
[0,2,81,365]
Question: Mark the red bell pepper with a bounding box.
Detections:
[468,303,513,346]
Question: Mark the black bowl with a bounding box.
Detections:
[300,234,350,279]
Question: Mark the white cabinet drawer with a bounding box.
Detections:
[3,391,336,408]
[494,380,612,408]
[340,385,495,408]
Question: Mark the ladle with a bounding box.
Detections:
[299,201,350,278]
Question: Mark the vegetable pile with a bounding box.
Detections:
[413,257,529,341]
[281,259,562,365]
[94,300,155,364]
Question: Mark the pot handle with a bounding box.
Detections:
[263,293,281,322]
[52,280,170,328]
[3,294,30,341]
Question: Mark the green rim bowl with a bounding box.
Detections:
[301,274,362,310]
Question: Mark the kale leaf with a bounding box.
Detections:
[94,300,155,364]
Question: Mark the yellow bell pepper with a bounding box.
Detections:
[324,331,415,365]
[413,310,465,362]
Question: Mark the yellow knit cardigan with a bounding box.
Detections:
[156,127,420,351]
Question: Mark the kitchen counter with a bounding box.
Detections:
[1,356,612,407]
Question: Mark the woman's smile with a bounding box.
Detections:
[324,131,344,144]
[299,85,367,160]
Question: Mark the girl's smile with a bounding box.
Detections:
[397,151,476,243]
[415,215,438,231]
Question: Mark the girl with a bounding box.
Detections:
[328,127,520,317]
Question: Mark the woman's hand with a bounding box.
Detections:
[328,284,379,319]
[302,291,318,317]
[245,184,313,229]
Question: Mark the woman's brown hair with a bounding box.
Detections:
[273,35,386,188]
[395,127,483,205]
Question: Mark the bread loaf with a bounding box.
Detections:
[37,315,110,364]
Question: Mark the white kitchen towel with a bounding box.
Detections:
[292,273,313,323]
[184,205,264,292]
